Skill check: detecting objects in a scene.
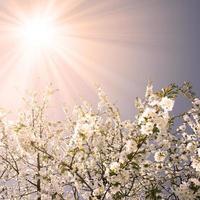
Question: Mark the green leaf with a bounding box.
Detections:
[127,152,134,161]
[153,125,159,134]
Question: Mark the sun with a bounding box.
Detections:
[18,16,57,50]
[13,13,72,65]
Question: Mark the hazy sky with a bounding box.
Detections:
[0,0,199,119]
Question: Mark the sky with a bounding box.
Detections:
[0,0,199,119]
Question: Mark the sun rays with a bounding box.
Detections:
[0,0,91,104]
[0,0,139,118]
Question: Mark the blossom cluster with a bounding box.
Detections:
[0,82,199,199]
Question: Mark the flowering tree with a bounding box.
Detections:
[0,82,200,199]
[0,88,67,199]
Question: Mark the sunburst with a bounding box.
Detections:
[0,0,95,110]
[0,0,134,117]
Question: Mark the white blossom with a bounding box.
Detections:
[0,83,200,199]
[198,148,200,157]
[159,96,174,111]
[154,151,167,162]
[192,158,200,172]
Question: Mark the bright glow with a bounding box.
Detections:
[0,0,105,109]
[19,17,56,49]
